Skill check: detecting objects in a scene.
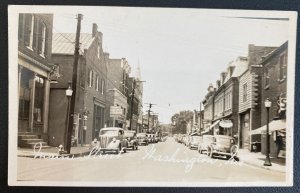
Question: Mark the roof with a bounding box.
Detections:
[52,33,95,55]
[223,57,248,84]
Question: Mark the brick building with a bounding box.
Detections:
[106,57,131,128]
[49,23,108,146]
[250,41,288,158]
[202,84,215,132]
[18,13,54,147]
[238,44,278,150]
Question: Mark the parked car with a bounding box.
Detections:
[154,134,160,143]
[177,134,183,143]
[98,127,128,154]
[124,130,138,150]
[188,133,202,149]
[148,134,155,143]
[137,133,149,145]
[198,135,215,154]
[182,135,189,146]
[207,135,239,160]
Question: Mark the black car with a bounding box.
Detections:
[124,130,138,150]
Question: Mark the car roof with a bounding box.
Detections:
[124,130,136,133]
[100,127,124,131]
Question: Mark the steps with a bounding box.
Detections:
[18,133,51,149]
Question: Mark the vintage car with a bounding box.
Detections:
[197,135,215,154]
[98,127,128,154]
[177,134,183,143]
[137,133,149,145]
[182,135,189,146]
[124,130,138,150]
[154,134,160,143]
[188,133,202,149]
[207,135,238,160]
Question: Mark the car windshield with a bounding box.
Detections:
[124,132,135,137]
[100,130,118,136]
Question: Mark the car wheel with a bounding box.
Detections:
[189,144,192,149]
[132,144,136,150]
[123,147,127,153]
[135,144,138,150]
[226,155,231,160]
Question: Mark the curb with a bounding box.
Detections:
[18,151,91,159]
[241,159,286,173]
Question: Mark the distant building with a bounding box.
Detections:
[49,23,107,146]
[202,84,215,132]
[18,14,54,147]
[106,58,131,128]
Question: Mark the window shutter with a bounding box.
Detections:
[44,27,48,57]
[37,21,43,54]
[32,17,38,51]
[18,14,24,41]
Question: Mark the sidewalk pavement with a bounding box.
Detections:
[18,145,92,158]
[238,149,286,173]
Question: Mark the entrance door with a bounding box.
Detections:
[93,105,105,139]
[241,113,250,149]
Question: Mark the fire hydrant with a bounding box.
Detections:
[58,144,64,155]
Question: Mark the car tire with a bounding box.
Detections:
[132,144,136,151]
[189,144,192,149]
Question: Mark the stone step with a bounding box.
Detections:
[26,142,48,148]
[18,135,39,139]
[21,138,44,144]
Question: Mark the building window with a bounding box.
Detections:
[88,69,94,87]
[38,22,46,56]
[97,45,100,59]
[243,83,247,103]
[101,79,105,94]
[95,75,99,91]
[264,68,270,88]
[279,54,287,81]
[34,76,44,123]
[24,14,34,48]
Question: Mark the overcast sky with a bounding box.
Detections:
[44,6,290,123]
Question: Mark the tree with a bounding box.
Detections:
[171,110,194,134]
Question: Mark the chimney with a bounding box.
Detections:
[92,23,98,37]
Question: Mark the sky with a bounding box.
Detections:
[43,6,290,124]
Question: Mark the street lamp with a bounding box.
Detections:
[64,82,73,153]
[264,98,272,166]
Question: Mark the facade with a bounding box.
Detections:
[238,44,278,150]
[211,57,248,138]
[106,58,131,128]
[49,23,107,146]
[202,84,215,131]
[250,41,288,158]
[18,13,54,147]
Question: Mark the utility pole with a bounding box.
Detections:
[66,14,83,154]
[145,103,156,133]
[129,79,145,131]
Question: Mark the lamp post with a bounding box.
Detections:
[64,82,73,152]
[264,98,272,166]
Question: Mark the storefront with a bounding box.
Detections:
[18,65,50,135]
[250,119,286,158]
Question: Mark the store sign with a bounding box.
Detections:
[110,106,123,117]
[219,120,233,128]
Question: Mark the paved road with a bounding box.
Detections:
[17,137,285,183]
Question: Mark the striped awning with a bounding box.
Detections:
[250,119,286,135]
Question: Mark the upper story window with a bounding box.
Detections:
[243,83,247,103]
[95,75,99,91]
[97,45,100,59]
[101,79,105,94]
[264,67,270,88]
[279,53,287,81]
[24,14,34,49]
[88,69,93,87]
[38,22,46,57]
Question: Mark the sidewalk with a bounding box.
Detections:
[18,145,92,158]
[238,149,286,173]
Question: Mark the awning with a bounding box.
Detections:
[219,120,233,128]
[250,119,286,135]
[201,120,220,134]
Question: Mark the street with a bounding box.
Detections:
[17,137,285,183]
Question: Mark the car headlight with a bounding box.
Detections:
[113,138,116,142]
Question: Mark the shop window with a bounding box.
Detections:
[34,76,44,123]
[19,67,34,120]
